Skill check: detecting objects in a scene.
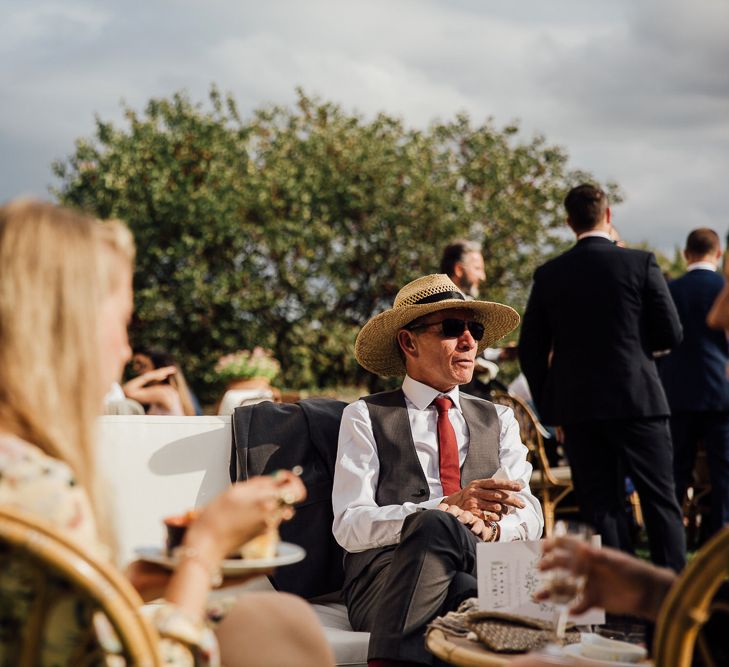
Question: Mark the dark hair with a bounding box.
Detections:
[134,347,178,369]
[564,184,608,233]
[132,347,197,415]
[685,228,720,258]
[440,239,482,277]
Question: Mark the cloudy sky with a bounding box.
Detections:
[2,0,727,252]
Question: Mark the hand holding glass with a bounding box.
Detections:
[541,520,592,641]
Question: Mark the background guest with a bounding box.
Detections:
[658,228,729,536]
[123,348,200,415]
[440,239,486,299]
[519,184,686,571]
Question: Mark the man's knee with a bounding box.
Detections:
[401,509,462,544]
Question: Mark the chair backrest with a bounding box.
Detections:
[97,415,232,566]
[490,391,557,479]
[231,398,347,599]
[654,526,729,667]
[0,505,161,666]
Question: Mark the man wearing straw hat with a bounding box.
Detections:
[332,274,543,667]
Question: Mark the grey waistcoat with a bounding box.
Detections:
[362,388,502,506]
[343,388,502,587]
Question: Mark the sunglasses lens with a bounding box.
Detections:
[441,319,466,337]
[439,319,485,341]
[468,321,485,341]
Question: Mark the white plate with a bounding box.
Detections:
[563,643,650,666]
[135,542,306,575]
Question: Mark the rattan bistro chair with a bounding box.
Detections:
[489,392,573,537]
[653,526,729,667]
[0,505,162,666]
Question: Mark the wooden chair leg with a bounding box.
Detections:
[543,500,555,538]
[629,491,644,528]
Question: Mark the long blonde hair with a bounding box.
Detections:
[0,199,134,529]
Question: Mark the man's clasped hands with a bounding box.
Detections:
[437,477,526,542]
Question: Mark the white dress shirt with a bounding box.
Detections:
[686,261,718,272]
[577,230,612,241]
[332,376,544,552]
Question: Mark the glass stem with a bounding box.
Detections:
[555,605,568,642]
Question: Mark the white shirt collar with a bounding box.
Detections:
[577,230,612,241]
[402,375,462,412]
[687,261,718,272]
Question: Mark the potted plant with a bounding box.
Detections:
[214,347,281,391]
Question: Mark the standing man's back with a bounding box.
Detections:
[659,228,729,535]
[519,183,686,571]
[523,238,681,425]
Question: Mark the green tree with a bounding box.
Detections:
[657,246,686,279]
[53,88,617,401]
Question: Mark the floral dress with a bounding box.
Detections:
[0,434,220,667]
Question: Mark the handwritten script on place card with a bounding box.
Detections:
[477,541,605,626]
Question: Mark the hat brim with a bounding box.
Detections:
[355,299,520,377]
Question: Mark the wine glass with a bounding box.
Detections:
[542,520,593,643]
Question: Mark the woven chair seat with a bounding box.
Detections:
[530,466,572,486]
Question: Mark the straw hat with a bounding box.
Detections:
[355,274,520,377]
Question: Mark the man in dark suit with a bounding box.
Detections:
[518,183,686,571]
[658,228,729,535]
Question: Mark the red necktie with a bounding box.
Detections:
[433,396,461,496]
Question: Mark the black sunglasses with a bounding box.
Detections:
[406,318,485,341]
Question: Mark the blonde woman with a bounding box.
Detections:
[0,199,334,667]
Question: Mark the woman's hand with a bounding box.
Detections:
[161,471,306,618]
[534,536,676,620]
[122,366,181,411]
[184,471,307,565]
[124,365,177,390]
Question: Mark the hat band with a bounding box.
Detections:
[414,290,465,305]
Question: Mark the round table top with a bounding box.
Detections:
[426,628,515,666]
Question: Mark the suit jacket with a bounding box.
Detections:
[658,268,729,412]
[518,236,682,425]
[230,398,347,599]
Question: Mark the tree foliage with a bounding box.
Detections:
[53,87,617,400]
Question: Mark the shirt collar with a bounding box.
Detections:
[577,230,612,241]
[402,375,462,412]
[687,261,718,272]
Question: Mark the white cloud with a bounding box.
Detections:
[1,0,728,252]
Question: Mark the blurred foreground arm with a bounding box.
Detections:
[535,537,676,620]
[707,282,729,331]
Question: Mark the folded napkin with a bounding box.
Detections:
[427,597,480,637]
[466,610,580,653]
[427,598,580,654]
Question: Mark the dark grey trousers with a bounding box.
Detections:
[344,510,480,665]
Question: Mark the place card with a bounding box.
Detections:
[477,541,605,625]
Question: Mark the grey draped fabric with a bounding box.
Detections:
[230,398,347,599]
